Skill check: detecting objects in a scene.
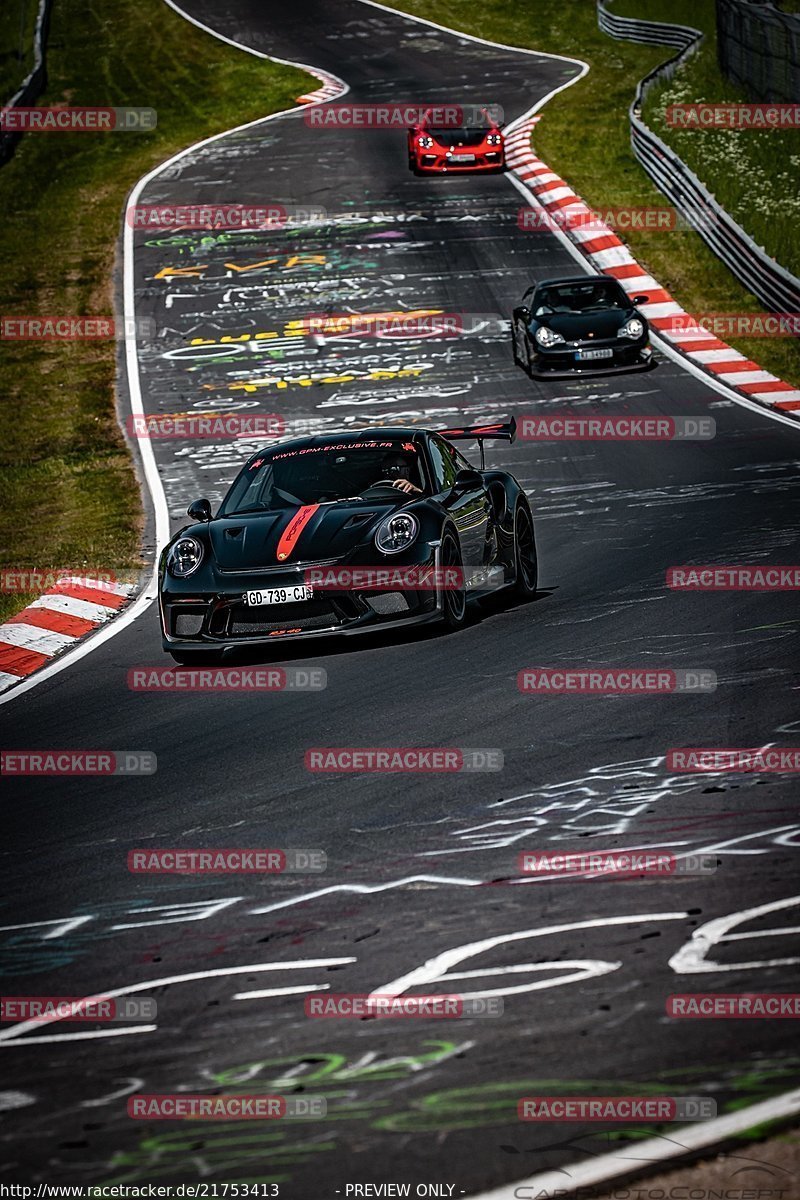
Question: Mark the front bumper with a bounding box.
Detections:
[413,151,505,173]
[160,554,444,651]
[529,340,655,379]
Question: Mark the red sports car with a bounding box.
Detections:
[407,110,505,174]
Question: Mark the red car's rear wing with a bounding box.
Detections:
[439,418,516,467]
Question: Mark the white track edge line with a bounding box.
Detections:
[0,6,349,708]
[505,172,800,434]
[468,1086,800,1199]
[5,0,795,710]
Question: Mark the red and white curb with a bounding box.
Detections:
[297,69,345,105]
[504,117,800,417]
[0,576,137,695]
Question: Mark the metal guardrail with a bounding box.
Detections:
[717,0,800,104]
[596,0,800,315]
[1,0,55,167]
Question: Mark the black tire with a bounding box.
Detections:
[512,502,538,599]
[512,321,531,375]
[169,649,224,666]
[439,531,468,630]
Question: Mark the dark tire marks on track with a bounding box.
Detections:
[1,0,799,1192]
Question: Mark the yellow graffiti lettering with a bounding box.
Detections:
[283,254,327,268]
[153,265,207,279]
[223,259,279,273]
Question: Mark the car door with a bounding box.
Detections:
[428,436,490,577]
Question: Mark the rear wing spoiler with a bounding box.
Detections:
[439,418,516,467]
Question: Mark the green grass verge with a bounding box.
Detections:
[0,0,39,105]
[390,0,800,391]
[616,0,800,275]
[0,0,309,623]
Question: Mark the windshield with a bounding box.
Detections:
[219,440,426,515]
[534,280,629,315]
[428,127,496,146]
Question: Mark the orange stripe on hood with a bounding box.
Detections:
[276,504,320,561]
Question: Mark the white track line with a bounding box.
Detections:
[505,170,800,433]
[4,0,795,713]
[469,1087,800,1199]
[0,8,347,707]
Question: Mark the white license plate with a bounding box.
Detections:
[576,348,614,361]
[451,154,476,162]
[244,586,313,606]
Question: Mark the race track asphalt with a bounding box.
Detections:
[1,1,799,1192]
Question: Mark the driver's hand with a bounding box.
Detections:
[391,479,422,494]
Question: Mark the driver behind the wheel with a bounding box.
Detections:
[375,451,423,495]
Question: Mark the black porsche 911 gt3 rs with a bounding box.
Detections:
[159,421,537,663]
[512,274,656,379]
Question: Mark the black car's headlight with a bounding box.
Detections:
[619,317,645,340]
[535,325,565,348]
[167,536,204,577]
[375,512,419,555]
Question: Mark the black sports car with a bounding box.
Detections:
[159,421,537,662]
[512,274,655,378]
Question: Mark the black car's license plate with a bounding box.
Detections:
[576,348,614,361]
[244,586,313,606]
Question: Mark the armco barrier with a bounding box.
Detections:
[597,0,800,315]
[1,0,55,167]
[716,0,800,104]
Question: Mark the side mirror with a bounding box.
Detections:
[632,294,649,305]
[451,468,483,495]
[187,497,212,522]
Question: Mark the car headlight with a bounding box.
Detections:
[534,325,565,348]
[486,133,502,145]
[620,317,645,340]
[375,512,419,555]
[417,135,434,148]
[167,536,204,577]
